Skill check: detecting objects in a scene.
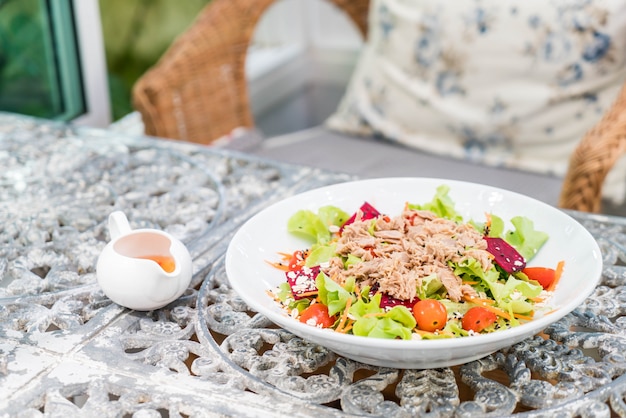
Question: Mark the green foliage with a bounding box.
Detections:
[0,0,211,121]
[0,0,58,118]
[100,0,211,120]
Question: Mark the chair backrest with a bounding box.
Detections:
[132,0,369,144]
[559,82,626,212]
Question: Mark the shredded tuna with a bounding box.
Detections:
[325,209,494,301]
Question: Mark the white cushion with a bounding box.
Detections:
[327,0,626,202]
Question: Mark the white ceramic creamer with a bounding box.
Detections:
[96,211,193,310]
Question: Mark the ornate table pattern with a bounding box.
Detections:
[1,114,626,417]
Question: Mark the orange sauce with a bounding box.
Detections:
[138,255,176,273]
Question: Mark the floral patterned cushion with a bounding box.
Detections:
[327,0,626,202]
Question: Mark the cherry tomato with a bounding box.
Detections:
[299,303,336,328]
[412,299,447,332]
[288,250,306,271]
[462,307,497,333]
[522,267,556,289]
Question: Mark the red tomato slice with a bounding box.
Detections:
[412,299,447,332]
[299,303,336,328]
[462,307,497,333]
[288,250,306,271]
[522,267,556,290]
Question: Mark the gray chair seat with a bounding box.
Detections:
[243,126,564,208]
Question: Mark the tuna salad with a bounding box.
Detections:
[269,185,564,340]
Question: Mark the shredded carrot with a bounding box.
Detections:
[480,304,512,321]
[266,289,280,302]
[339,321,354,334]
[297,291,318,298]
[513,312,534,321]
[546,260,565,292]
[335,297,353,333]
[266,251,301,271]
[414,329,437,337]
[465,296,533,321]
[462,280,480,285]
[265,260,290,271]
[464,297,495,306]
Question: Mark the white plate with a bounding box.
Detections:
[225,178,602,369]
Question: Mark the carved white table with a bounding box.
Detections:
[1,113,625,418]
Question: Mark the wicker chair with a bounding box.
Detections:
[132,0,367,144]
[132,0,626,214]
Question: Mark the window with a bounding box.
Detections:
[0,0,109,126]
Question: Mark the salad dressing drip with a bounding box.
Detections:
[137,255,176,273]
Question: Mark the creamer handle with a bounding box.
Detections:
[108,211,131,241]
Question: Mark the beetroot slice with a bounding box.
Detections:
[286,266,320,300]
[379,293,419,310]
[484,237,526,273]
[341,202,381,231]
[370,284,418,309]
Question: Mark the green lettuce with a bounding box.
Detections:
[505,216,549,261]
[288,210,330,244]
[488,214,548,261]
[454,258,542,312]
[408,185,462,222]
[417,319,467,339]
[416,274,444,300]
[344,254,362,268]
[354,316,414,340]
[318,206,350,230]
[305,243,337,267]
[487,214,506,237]
[496,276,542,314]
[287,205,350,245]
[349,293,416,340]
[276,282,293,302]
[277,282,311,312]
[316,273,354,316]
[454,258,500,296]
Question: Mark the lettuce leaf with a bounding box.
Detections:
[349,293,384,317]
[503,275,542,300]
[487,214,505,238]
[352,315,415,340]
[276,282,293,302]
[496,276,542,314]
[416,274,444,300]
[287,205,349,245]
[344,254,362,268]
[349,294,416,340]
[305,243,337,267]
[505,216,549,261]
[454,258,501,296]
[488,214,548,262]
[408,185,462,222]
[288,210,330,244]
[318,206,350,230]
[315,272,354,316]
[454,257,541,310]
[277,282,311,312]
